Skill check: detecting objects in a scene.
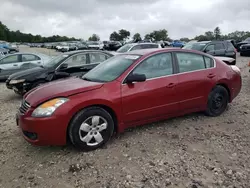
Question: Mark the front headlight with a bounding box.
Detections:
[31,98,69,117]
[9,79,25,84]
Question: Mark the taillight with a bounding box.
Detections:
[234,48,237,53]
[231,65,241,75]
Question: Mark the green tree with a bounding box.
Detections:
[180,38,190,42]
[144,29,168,41]
[204,31,215,40]
[109,31,121,41]
[118,29,130,40]
[214,27,221,40]
[133,33,142,41]
[88,34,100,41]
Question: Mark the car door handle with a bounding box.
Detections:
[13,64,18,66]
[166,83,176,88]
[207,73,216,78]
[37,62,41,64]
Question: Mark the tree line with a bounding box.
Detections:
[1,21,250,43]
[0,21,78,43]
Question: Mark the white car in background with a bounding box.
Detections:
[115,42,162,54]
[87,41,104,50]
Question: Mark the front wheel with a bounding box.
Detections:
[205,86,229,117]
[68,107,114,151]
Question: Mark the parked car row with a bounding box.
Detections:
[6,50,114,94]
[0,52,51,80]
[5,47,241,151]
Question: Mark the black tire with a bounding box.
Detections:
[205,86,229,117]
[68,107,114,151]
[240,52,244,56]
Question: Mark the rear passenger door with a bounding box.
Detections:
[20,54,42,70]
[174,52,216,111]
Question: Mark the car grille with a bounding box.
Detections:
[19,100,30,115]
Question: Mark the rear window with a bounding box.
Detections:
[215,43,225,50]
[227,41,235,50]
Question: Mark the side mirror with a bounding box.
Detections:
[59,63,68,70]
[126,73,146,84]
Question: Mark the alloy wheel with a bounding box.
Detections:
[79,116,108,146]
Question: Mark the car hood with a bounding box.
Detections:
[8,66,47,80]
[25,77,104,107]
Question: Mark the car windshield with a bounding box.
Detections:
[116,44,133,53]
[43,54,69,68]
[183,43,207,51]
[82,54,141,82]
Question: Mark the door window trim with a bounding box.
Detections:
[122,52,176,84]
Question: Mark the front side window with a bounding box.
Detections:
[132,53,173,79]
[89,53,109,64]
[116,44,133,53]
[62,54,87,68]
[176,52,205,73]
[0,55,19,64]
[205,44,215,52]
[83,54,141,82]
[22,54,40,62]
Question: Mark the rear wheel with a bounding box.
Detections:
[68,107,114,151]
[205,86,229,117]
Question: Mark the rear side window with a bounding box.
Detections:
[215,43,225,50]
[176,52,205,73]
[22,54,40,62]
[204,56,214,68]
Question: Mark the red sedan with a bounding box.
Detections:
[16,48,242,151]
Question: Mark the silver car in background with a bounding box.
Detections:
[115,42,162,54]
[0,52,51,80]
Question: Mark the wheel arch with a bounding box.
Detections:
[214,83,231,102]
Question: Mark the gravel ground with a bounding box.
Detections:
[0,47,250,188]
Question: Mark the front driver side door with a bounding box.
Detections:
[57,53,89,77]
[121,52,179,125]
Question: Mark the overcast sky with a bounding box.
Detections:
[1,0,250,40]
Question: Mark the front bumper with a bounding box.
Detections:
[16,110,69,146]
[6,81,32,94]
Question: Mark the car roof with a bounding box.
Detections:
[125,43,159,46]
[122,48,207,56]
[3,52,50,57]
[63,50,114,55]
